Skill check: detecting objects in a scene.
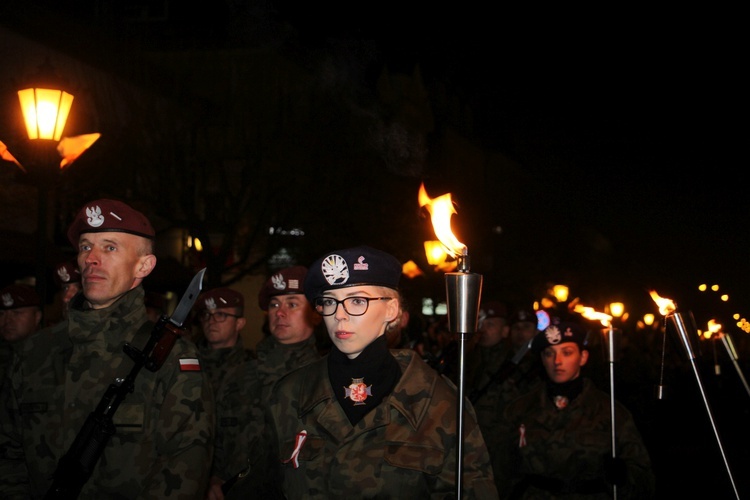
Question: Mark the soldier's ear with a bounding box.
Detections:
[579,349,589,367]
[135,254,157,279]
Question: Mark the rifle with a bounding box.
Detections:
[468,338,532,404]
[44,269,205,500]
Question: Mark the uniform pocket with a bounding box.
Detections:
[384,443,445,475]
[113,402,145,432]
[280,434,325,464]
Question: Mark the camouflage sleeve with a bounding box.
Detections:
[614,403,656,498]
[458,400,502,500]
[0,355,31,499]
[136,339,216,499]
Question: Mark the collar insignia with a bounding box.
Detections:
[344,377,372,406]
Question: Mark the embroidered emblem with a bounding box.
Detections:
[344,377,372,405]
[282,430,308,469]
[288,278,299,290]
[85,205,104,228]
[57,266,72,283]
[321,254,349,286]
[544,324,562,345]
[1,293,13,307]
[204,297,217,310]
[518,424,526,447]
[179,358,201,372]
[271,273,287,291]
[554,395,569,409]
[353,255,368,271]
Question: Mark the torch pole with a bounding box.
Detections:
[669,312,740,499]
[605,325,617,500]
[719,333,750,400]
[445,254,482,499]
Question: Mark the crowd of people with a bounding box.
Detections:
[1,197,748,499]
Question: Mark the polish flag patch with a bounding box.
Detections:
[179,358,201,372]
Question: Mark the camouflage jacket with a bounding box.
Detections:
[197,336,254,396]
[494,377,655,499]
[0,286,215,500]
[255,334,321,400]
[266,348,499,499]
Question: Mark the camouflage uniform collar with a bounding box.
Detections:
[66,286,146,344]
[386,350,435,430]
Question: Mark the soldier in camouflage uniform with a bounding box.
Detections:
[266,246,499,499]
[194,287,253,396]
[493,318,655,499]
[205,266,320,499]
[0,199,215,499]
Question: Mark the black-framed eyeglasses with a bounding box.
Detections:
[314,296,393,317]
[199,311,241,323]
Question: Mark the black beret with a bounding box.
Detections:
[194,287,244,313]
[0,284,40,309]
[304,245,402,302]
[532,320,589,352]
[510,307,538,327]
[67,199,155,246]
[258,266,308,311]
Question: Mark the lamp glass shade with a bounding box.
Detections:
[18,87,74,141]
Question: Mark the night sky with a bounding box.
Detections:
[3,2,747,324]
[291,6,749,324]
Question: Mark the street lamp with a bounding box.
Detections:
[16,59,74,321]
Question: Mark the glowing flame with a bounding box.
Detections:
[574,304,612,327]
[649,290,676,316]
[418,183,467,258]
[706,319,722,339]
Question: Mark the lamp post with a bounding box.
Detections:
[16,59,74,322]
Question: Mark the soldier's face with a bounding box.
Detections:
[267,294,319,345]
[0,306,41,343]
[476,317,508,348]
[540,342,589,383]
[510,321,537,350]
[200,307,245,349]
[322,286,399,360]
[77,232,156,309]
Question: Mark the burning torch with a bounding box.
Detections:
[649,291,740,500]
[709,319,750,400]
[576,305,618,500]
[419,183,482,499]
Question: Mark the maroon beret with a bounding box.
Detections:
[53,260,81,288]
[258,266,308,311]
[195,287,244,313]
[67,199,155,247]
[0,284,40,310]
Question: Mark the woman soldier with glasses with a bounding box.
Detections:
[263,245,499,499]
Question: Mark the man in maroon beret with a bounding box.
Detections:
[205,267,322,498]
[193,287,251,394]
[0,198,214,498]
[0,284,42,343]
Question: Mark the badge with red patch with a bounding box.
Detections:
[179,358,201,372]
[344,377,372,406]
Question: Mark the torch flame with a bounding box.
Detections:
[706,319,722,339]
[418,182,467,258]
[649,290,676,316]
[574,304,612,327]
